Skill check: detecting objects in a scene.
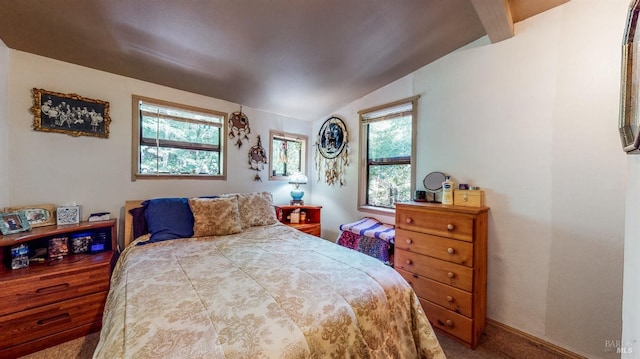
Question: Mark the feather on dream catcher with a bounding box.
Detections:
[248,135,268,181]
[229,107,251,148]
[315,116,349,186]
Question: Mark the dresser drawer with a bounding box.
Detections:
[395,228,474,267]
[397,268,472,318]
[420,298,473,344]
[397,209,474,242]
[0,291,106,349]
[0,264,110,316]
[395,249,472,291]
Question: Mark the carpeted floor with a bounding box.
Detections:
[20,322,579,359]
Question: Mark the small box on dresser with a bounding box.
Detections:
[394,202,489,349]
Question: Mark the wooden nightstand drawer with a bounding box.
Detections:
[420,298,473,344]
[397,268,472,318]
[395,228,474,266]
[0,258,111,316]
[396,209,474,242]
[291,223,321,237]
[0,291,106,349]
[395,249,472,291]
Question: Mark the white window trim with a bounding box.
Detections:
[357,95,419,214]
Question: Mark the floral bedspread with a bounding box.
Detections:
[93,224,445,359]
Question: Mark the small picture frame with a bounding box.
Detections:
[57,206,80,225]
[48,237,69,259]
[70,233,92,254]
[0,212,31,235]
[4,204,56,228]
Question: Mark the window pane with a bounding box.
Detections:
[367,164,412,208]
[368,116,411,160]
[141,115,220,146]
[140,146,220,175]
[272,138,302,176]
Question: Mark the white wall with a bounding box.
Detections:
[6,51,311,244]
[623,156,640,358]
[0,39,9,209]
[311,1,628,357]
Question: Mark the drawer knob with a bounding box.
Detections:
[446,296,454,303]
[406,217,413,224]
[406,239,413,244]
[447,272,455,279]
[447,224,455,231]
[437,319,454,328]
[447,247,455,255]
[446,320,454,328]
[406,259,413,265]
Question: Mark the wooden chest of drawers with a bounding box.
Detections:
[395,202,489,349]
[0,220,117,358]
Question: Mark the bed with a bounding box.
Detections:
[93,192,445,358]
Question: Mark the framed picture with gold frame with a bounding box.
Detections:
[31,88,110,138]
[4,204,56,228]
[620,0,640,153]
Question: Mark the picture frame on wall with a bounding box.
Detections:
[620,1,640,153]
[0,212,31,235]
[4,204,56,228]
[31,88,111,138]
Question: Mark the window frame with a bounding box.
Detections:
[131,95,228,181]
[357,96,419,214]
[268,130,308,181]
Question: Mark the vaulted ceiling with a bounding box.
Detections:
[0,0,567,121]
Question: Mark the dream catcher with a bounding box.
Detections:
[229,106,251,148]
[248,135,268,181]
[315,116,349,186]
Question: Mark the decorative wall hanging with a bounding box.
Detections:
[315,116,349,186]
[248,135,268,181]
[229,106,251,148]
[31,88,110,138]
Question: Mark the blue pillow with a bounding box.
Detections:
[129,206,148,240]
[142,197,194,243]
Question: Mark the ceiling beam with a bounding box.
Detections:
[470,0,514,43]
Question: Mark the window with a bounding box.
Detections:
[358,96,419,210]
[132,95,227,180]
[269,130,308,180]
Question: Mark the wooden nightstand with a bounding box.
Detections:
[0,219,117,358]
[274,205,322,237]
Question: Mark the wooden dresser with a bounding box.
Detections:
[394,202,489,349]
[0,220,117,358]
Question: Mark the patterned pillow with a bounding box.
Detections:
[189,197,243,237]
[221,192,278,228]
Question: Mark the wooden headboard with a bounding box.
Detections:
[124,200,145,248]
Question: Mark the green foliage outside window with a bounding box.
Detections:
[135,97,224,177]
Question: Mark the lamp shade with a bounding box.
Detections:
[288,173,308,185]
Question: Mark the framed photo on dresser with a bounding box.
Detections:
[0,211,31,235]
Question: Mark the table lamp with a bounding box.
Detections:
[288,173,308,205]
